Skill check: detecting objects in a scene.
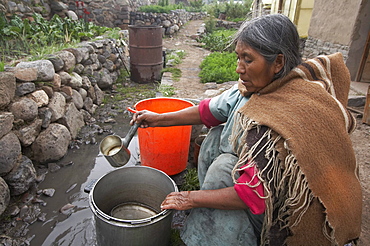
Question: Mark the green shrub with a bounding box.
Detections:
[199,52,238,83]
[0,12,113,63]
[199,29,236,52]
[138,4,184,13]
[162,67,182,81]
[204,16,217,34]
[158,84,175,97]
[202,1,252,19]
[166,50,186,65]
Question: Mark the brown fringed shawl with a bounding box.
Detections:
[231,53,362,245]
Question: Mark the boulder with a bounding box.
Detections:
[14,67,38,82]
[38,107,53,129]
[15,119,42,146]
[97,68,113,89]
[66,10,78,20]
[16,82,36,97]
[31,123,71,163]
[46,54,65,72]
[16,60,55,81]
[0,112,14,139]
[3,155,36,196]
[29,89,49,107]
[10,98,38,121]
[0,72,16,109]
[55,50,76,72]
[58,103,84,139]
[72,89,84,109]
[94,84,105,105]
[0,132,21,176]
[69,72,83,89]
[0,177,10,216]
[58,71,72,86]
[52,73,62,90]
[48,92,66,122]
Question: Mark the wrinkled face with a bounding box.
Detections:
[235,41,282,93]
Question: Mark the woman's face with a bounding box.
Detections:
[235,41,283,93]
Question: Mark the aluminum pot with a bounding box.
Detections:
[89,166,178,246]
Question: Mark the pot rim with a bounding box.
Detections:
[89,166,178,225]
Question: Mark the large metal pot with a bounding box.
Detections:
[89,166,178,246]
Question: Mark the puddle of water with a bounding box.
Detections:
[27,117,140,246]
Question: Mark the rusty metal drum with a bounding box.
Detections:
[128,25,163,83]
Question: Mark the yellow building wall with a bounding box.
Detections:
[270,0,314,37]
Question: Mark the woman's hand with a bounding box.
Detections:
[161,191,193,211]
[130,105,202,128]
[161,188,249,211]
[130,110,162,128]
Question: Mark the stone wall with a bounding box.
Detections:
[0,37,126,215]
[0,0,205,33]
[302,36,349,60]
[130,10,207,35]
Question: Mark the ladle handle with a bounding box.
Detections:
[122,122,140,148]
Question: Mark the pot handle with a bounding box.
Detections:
[129,209,170,225]
[130,217,152,225]
[95,207,113,221]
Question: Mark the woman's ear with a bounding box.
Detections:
[274,54,285,74]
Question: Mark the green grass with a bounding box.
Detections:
[199,52,238,83]
[166,50,186,66]
[180,168,200,191]
[158,84,176,97]
[162,67,182,82]
[102,83,156,104]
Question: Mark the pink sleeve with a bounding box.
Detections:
[199,99,223,128]
[234,164,266,214]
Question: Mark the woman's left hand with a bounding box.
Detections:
[161,191,193,211]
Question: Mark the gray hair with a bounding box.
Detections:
[233,14,301,79]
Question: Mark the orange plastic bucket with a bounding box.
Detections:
[134,98,194,176]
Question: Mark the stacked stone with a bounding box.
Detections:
[0,38,125,215]
[303,36,349,60]
[130,11,207,35]
[0,0,52,18]
[216,20,243,30]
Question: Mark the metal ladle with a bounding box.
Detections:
[99,108,140,167]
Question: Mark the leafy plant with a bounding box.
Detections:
[180,168,200,191]
[199,52,238,83]
[204,16,217,34]
[158,84,175,97]
[199,29,236,52]
[0,12,112,63]
[0,61,4,72]
[166,50,186,66]
[202,1,252,20]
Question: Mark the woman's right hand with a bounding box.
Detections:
[130,110,162,128]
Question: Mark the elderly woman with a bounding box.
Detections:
[132,14,362,246]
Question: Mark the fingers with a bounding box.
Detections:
[161,191,192,211]
[128,109,151,127]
